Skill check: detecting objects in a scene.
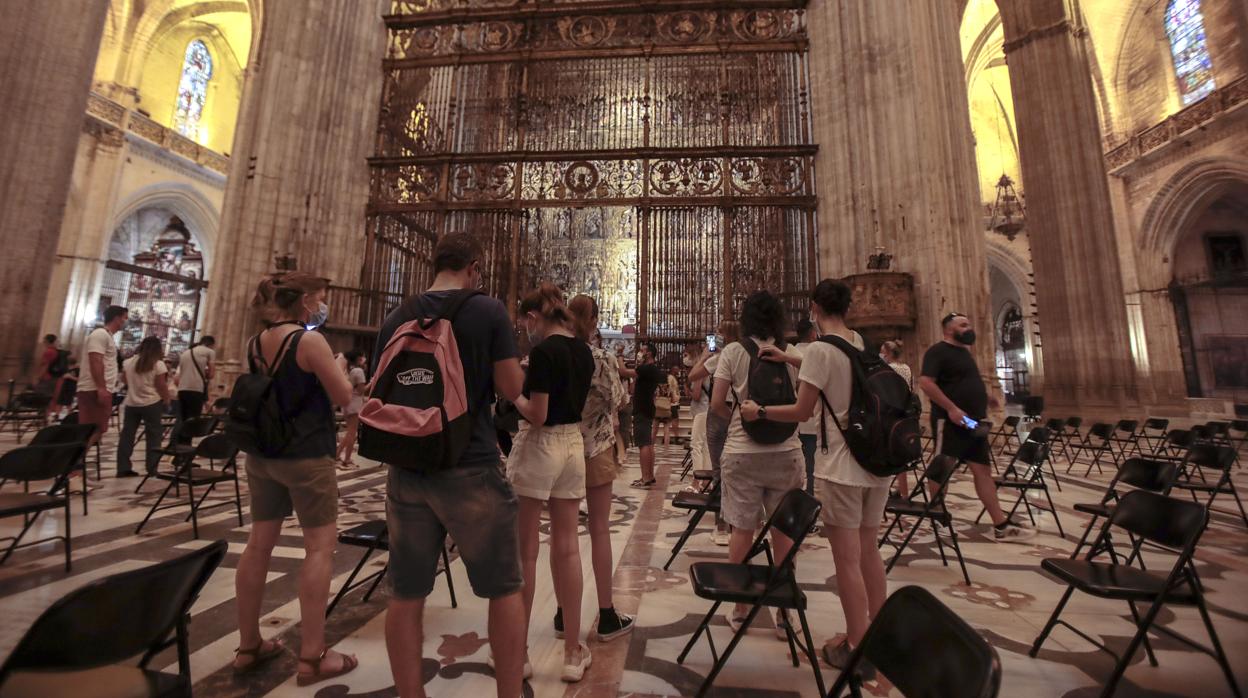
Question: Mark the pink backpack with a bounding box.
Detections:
[358,290,479,472]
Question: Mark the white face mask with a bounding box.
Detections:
[306,301,329,329]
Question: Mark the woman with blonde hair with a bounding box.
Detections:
[507,283,596,681]
[116,336,172,477]
[231,271,358,686]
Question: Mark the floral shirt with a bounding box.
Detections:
[580,345,626,459]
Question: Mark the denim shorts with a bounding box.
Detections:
[387,464,523,600]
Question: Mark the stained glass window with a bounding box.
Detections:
[173,40,213,140]
[1165,0,1216,105]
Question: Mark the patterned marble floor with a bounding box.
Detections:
[1,425,1246,697]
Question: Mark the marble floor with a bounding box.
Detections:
[1,425,1246,697]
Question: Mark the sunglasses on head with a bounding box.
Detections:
[941,312,967,325]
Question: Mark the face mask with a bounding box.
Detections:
[954,329,976,346]
[306,302,329,329]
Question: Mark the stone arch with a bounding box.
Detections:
[108,184,221,278]
[1139,157,1248,261]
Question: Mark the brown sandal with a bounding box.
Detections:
[296,647,359,687]
[232,639,284,675]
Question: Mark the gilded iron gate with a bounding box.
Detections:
[365,0,818,357]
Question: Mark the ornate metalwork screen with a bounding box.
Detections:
[365,0,817,354]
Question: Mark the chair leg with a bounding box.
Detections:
[63,496,72,573]
[1194,589,1244,698]
[883,515,922,574]
[441,545,458,609]
[327,547,375,617]
[695,602,764,698]
[1070,515,1101,559]
[136,479,177,534]
[946,523,972,585]
[663,508,707,571]
[134,472,151,494]
[80,460,88,516]
[1100,594,1172,698]
[778,608,799,667]
[1,512,41,564]
[363,563,389,602]
[1029,586,1075,657]
[187,478,199,539]
[1041,485,1065,538]
[677,600,722,664]
[1126,600,1159,667]
[233,474,244,527]
[187,483,216,522]
[796,607,827,697]
[1045,457,1063,492]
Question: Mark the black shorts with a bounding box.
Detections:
[933,417,991,466]
[633,414,655,447]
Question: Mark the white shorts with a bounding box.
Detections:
[506,423,586,500]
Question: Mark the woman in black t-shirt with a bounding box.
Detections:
[506,283,596,682]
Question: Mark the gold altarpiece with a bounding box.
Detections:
[354,0,818,358]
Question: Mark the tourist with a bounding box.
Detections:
[627,343,665,488]
[686,342,712,476]
[561,294,635,642]
[173,336,215,443]
[654,366,679,446]
[77,305,129,453]
[55,357,79,420]
[508,283,595,682]
[793,319,819,496]
[687,320,739,545]
[376,233,527,698]
[231,272,358,686]
[919,313,1034,542]
[880,339,916,499]
[31,334,59,398]
[711,290,804,634]
[116,336,172,477]
[741,279,888,674]
[335,350,367,467]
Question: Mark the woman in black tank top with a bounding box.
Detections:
[231,272,359,686]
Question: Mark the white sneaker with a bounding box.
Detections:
[993,522,1037,543]
[486,652,533,679]
[561,643,592,682]
[711,528,731,546]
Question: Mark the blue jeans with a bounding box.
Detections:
[117,402,165,474]
[799,433,818,496]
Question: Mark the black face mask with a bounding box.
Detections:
[954,329,977,346]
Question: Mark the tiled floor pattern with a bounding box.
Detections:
[1,425,1246,697]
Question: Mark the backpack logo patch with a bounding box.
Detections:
[396,368,435,386]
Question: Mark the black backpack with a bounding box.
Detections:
[225,330,302,458]
[818,335,922,477]
[48,349,70,378]
[735,338,799,445]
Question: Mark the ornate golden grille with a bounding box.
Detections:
[365,0,818,354]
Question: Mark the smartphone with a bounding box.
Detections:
[706,334,720,352]
[960,415,979,430]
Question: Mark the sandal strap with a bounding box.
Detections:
[298,648,330,664]
[235,639,276,656]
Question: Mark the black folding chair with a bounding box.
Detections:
[0,441,86,572]
[987,415,1022,455]
[1022,395,1044,423]
[979,431,1065,538]
[1107,419,1141,461]
[57,412,101,481]
[135,434,243,539]
[1070,458,1179,559]
[1152,427,1193,461]
[664,480,721,570]
[1228,420,1247,466]
[136,416,219,493]
[1136,418,1170,455]
[828,585,1002,698]
[1038,418,1070,467]
[1173,443,1248,528]
[677,444,694,480]
[878,454,971,584]
[1068,422,1114,476]
[29,422,98,515]
[325,520,457,617]
[0,391,52,442]
[0,540,226,698]
[1029,491,1241,698]
[677,489,824,697]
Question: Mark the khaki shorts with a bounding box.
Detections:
[816,478,889,530]
[506,423,586,500]
[720,449,805,530]
[585,447,619,489]
[244,453,339,528]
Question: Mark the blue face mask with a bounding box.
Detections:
[306,302,329,329]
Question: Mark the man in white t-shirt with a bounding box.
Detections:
[711,291,805,632]
[793,319,820,496]
[741,279,887,679]
[173,336,216,443]
[77,305,129,450]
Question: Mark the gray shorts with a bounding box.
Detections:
[720,449,805,530]
[816,479,890,530]
[387,464,523,600]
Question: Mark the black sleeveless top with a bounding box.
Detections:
[267,331,336,459]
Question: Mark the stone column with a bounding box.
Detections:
[807,0,997,375]
[204,0,388,372]
[0,0,109,381]
[998,0,1137,408]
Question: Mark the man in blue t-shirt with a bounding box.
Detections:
[374,233,528,697]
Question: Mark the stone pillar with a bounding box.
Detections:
[998,0,1138,409]
[807,0,997,377]
[205,0,388,372]
[0,0,109,381]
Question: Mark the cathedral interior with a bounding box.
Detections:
[0,0,1247,696]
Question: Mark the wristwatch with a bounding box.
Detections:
[758,406,768,420]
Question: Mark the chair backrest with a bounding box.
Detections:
[857,586,1002,698]
[1022,395,1044,416]
[762,489,822,555]
[1190,424,1210,440]
[0,540,227,678]
[1185,443,1236,471]
[1043,418,1064,433]
[1205,421,1229,437]
[1106,490,1206,552]
[1111,458,1179,496]
[196,433,240,462]
[1165,428,1192,448]
[10,392,52,411]
[1089,423,1113,439]
[1013,439,1048,468]
[181,416,219,440]
[0,443,88,483]
[1065,416,1083,429]
[1003,415,1020,428]
[1115,419,1138,434]
[29,423,96,447]
[1024,426,1050,445]
[1143,418,1169,432]
[1230,419,1247,435]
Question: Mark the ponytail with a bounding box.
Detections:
[250,271,330,326]
[567,294,599,342]
[519,283,572,326]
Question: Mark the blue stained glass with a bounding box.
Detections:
[174,40,213,140]
[1165,0,1216,105]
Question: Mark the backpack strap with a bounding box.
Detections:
[816,334,862,454]
[417,289,482,330]
[250,329,303,378]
